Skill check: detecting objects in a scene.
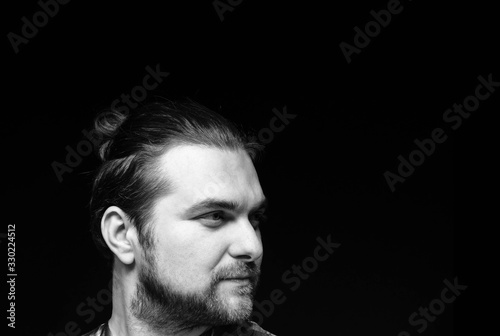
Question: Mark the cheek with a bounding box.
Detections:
[155,223,227,288]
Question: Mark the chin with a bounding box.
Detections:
[218,289,254,321]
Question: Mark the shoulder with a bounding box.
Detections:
[81,323,107,336]
[246,321,277,336]
[217,321,277,336]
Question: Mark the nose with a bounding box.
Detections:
[227,218,263,263]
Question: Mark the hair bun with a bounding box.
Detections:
[93,108,128,161]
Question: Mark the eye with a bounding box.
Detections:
[198,211,227,227]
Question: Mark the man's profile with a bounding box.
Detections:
[83,100,276,336]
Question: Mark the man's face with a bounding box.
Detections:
[131,145,266,331]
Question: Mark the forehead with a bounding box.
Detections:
[157,145,264,211]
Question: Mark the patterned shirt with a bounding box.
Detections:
[82,320,276,336]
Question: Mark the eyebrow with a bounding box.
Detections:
[185,197,268,216]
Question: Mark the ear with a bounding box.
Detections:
[101,206,137,265]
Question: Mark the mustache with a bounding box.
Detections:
[214,262,260,282]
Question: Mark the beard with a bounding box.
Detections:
[130,251,260,334]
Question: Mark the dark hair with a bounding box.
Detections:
[89,99,263,262]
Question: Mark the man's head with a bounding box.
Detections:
[89,100,266,333]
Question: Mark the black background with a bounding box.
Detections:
[4,0,495,335]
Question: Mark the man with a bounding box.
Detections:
[83,100,276,336]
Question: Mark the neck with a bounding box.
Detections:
[108,316,210,336]
[108,269,211,336]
